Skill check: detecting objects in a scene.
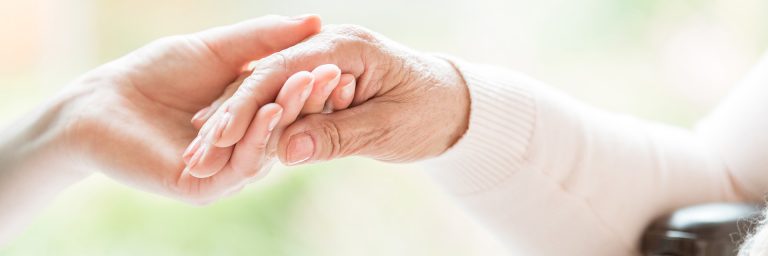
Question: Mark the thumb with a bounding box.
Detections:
[193,14,322,71]
[277,103,388,165]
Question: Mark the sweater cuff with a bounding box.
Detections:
[422,56,537,194]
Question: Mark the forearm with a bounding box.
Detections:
[0,90,90,244]
[424,58,746,255]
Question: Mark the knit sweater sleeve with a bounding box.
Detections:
[422,56,763,255]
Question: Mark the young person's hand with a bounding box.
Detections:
[61,15,322,204]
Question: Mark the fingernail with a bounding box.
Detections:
[209,112,231,144]
[191,106,211,122]
[286,133,314,165]
[198,116,215,138]
[264,132,272,144]
[341,80,355,101]
[188,144,207,170]
[268,109,282,132]
[200,106,229,139]
[182,165,192,176]
[300,79,314,102]
[183,136,202,161]
[290,14,313,21]
[324,73,340,94]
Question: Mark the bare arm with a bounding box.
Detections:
[0,90,89,244]
[0,15,322,245]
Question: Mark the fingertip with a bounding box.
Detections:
[190,171,214,179]
[191,118,205,131]
[191,106,211,122]
[312,64,341,77]
[287,70,314,86]
[281,71,314,103]
[189,167,214,179]
[183,136,203,163]
[191,106,213,129]
[226,103,284,180]
[284,132,314,165]
[338,73,355,86]
[186,145,210,178]
[212,112,234,147]
[313,64,341,92]
[188,144,232,178]
[276,121,305,164]
[260,103,284,122]
[332,74,356,109]
[298,64,342,115]
[274,71,315,126]
[261,102,283,112]
[299,70,315,81]
[255,103,284,133]
[296,72,315,103]
[291,14,322,33]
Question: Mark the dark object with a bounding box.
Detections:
[641,203,762,256]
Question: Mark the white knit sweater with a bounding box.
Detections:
[425,54,768,255]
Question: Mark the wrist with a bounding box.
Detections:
[427,55,471,154]
[0,81,96,180]
[0,83,95,243]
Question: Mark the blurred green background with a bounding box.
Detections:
[0,0,766,255]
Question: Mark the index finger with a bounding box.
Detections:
[201,27,370,148]
[208,66,312,147]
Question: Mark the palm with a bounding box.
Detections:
[124,36,239,111]
[68,15,322,203]
[77,36,239,201]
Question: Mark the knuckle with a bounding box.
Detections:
[266,51,289,69]
[251,52,289,74]
[235,76,258,97]
[326,24,377,43]
[255,52,290,76]
[235,53,289,97]
[305,116,344,159]
[320,122,343,159]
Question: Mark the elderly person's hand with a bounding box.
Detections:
[193,24,470,174]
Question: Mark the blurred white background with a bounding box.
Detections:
[0,0,766,255]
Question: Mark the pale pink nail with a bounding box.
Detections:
[286,133,314,165]
[183,136,202,161]
[341,80,355,101]
[191,106,211,122]
[268,109,283,132]
[300,80,313,102]
[209,112,231,144]
[324,74,340,94]
[264,132,272,143]
[188,144,207,170]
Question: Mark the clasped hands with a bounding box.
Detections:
[61,15,469,205]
